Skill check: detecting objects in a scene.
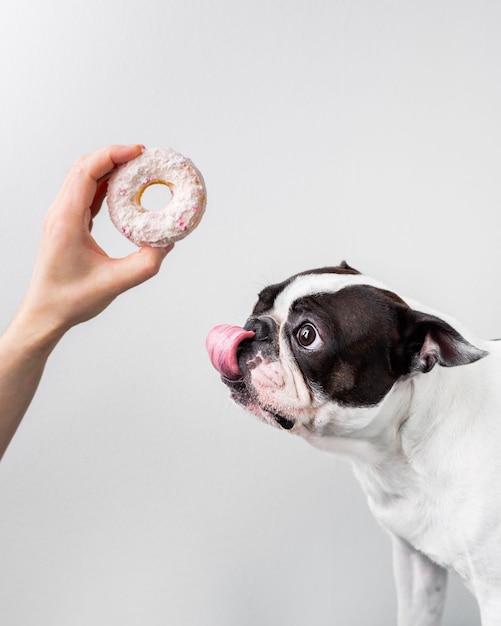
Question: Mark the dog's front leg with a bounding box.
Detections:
[391,535,448,626]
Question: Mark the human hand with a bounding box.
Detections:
[16,144,173,351]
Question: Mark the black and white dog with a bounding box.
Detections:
[206,262,501,625]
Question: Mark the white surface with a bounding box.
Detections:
[1,1,499,624]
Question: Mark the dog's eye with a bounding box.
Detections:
[296,323,322,350]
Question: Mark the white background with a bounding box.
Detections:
[0,1,499,624]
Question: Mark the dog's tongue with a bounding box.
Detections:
[206,324,255,380]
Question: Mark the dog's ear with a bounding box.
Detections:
[402,310,488,374]
[339,260,360,274]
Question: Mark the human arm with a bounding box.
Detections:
[0,144,172,459]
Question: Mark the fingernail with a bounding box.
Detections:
[125,144,145,154]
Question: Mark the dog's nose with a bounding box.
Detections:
[244,316,276,341]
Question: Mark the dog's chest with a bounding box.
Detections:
[352,434,501,586]
[353,461,437,540]
[362,475,457,568]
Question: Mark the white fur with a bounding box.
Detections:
[273,273,387,322]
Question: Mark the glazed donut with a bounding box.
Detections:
[107,147,206,247]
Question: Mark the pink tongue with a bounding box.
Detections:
[206,324,255,380]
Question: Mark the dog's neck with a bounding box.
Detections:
[303,356,490,503]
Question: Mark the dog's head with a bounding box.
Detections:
[207,263,487,438]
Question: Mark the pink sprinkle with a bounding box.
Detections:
[192,206,198,213]
[178,220,186,230]
[119,188,127,196]
[121,227,131,238]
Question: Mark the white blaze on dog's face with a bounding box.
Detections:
[206,262,487,438]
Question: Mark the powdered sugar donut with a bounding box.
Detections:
[107,147,206,247]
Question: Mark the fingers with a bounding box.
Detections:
[89,177,111,225]
[107,244,175,295]
[54,144,145,220]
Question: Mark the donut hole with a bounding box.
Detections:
[139,182,173,212]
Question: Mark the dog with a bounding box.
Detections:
[206,261,501,625]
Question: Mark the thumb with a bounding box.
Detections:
[109,244,174,294]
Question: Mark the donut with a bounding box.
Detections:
[107,147,206,247]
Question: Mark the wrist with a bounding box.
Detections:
[5,299,68,359]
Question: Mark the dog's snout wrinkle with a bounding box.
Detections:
[250,360,286,389]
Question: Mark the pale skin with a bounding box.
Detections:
[0,144,173,459]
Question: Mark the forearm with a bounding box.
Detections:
[0,304,63,459]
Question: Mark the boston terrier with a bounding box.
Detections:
[206,262,501,625]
